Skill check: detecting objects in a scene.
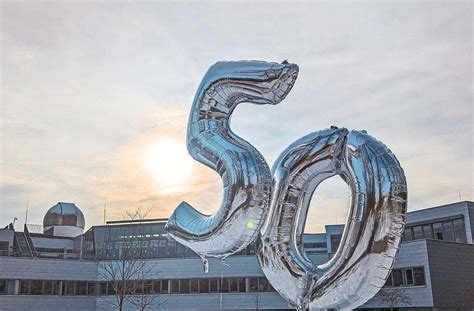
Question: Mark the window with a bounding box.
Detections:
[403,227,414,241]
[247,243,256,255]
[161,280,169,294]
[304,242,327,248]
[20,280,30,294]
[330,235,342,252]
[31,280,43,295]
[238,278,246,292]
[403,269,414,286]
[221,278,229,293]
[190,279,199,293]
[229,278,238,292]
[87,282,96,296]
[170,280,179,294]
[43,281,53,295]
[413,267,425,286]
[176,243,186,257]
[166,239,176,256]
[157,239,167,257]
[209,279,219,292]
[385,267,425,287]
[249,278,258,292]
[63,214,78,226]
[259,278,272,292]
[392,270,403,287]
[0,280,15,295]
[413,226,423,240]
[134,281,143,294]
[107,282,115,295]
[152,280,160,294]
[199,279,209,293]
[422,224,433,239]
[180,279,189,293]
[453,218,467,243]
[405,218,466,243]
[99,282,107,295]
[143,281,153,294]
[76,281,87,295]
[433,222,444,240]
[52,281,60,295]
[443,221,454,241]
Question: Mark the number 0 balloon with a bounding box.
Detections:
[166,60,408,309]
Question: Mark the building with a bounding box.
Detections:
[0,201,473,310]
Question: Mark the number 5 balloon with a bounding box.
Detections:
[166,61,299,264]
[166,60,407,309]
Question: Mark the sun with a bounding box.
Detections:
[143,139,193,186]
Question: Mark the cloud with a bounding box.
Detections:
[1,1,472,232]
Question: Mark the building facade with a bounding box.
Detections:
[0,201,473,310]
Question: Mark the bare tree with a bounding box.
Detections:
[98,205,164,311]
[123,205,153,222]
[126,265,164,311]
[379,289,412,311]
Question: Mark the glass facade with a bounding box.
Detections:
[0,277,276,296]
[81,222,257,260]
[303,242,328,254]
[403,217,467,243]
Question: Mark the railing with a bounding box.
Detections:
[23,225,38,257]
[25,223,44,234]
[0,250,11,256]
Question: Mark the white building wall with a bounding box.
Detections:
[96,292,290,311]
[0,257,97,281]
[0,296,97,311]
[360,239,434,308]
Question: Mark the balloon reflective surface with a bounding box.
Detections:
[166,61,299,261]
[256,128,407,310]
[166,60,407,309]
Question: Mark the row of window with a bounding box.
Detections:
[89,240,257,260]
[384,267,425,287]
[403,217,466,243]
[0,277,275,296]
[0,265,425,297]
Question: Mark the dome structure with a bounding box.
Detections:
[43,202,85,237]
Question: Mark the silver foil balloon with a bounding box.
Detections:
[166,61,299,263]
[166,60,407,309]
[256,127,407,310]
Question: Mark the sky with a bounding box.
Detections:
[1,1,472,233]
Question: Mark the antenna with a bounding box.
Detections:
[458,190,462,202]
[103,196,107,224]
[25,196,29,225]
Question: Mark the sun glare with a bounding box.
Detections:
[143,139,192,186]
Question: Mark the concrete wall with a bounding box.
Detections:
[0,257,97,281]
[426,239,474,310]
[0,296,97,311]
[96,292,290,311]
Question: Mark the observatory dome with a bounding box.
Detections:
[43,202,85,237]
